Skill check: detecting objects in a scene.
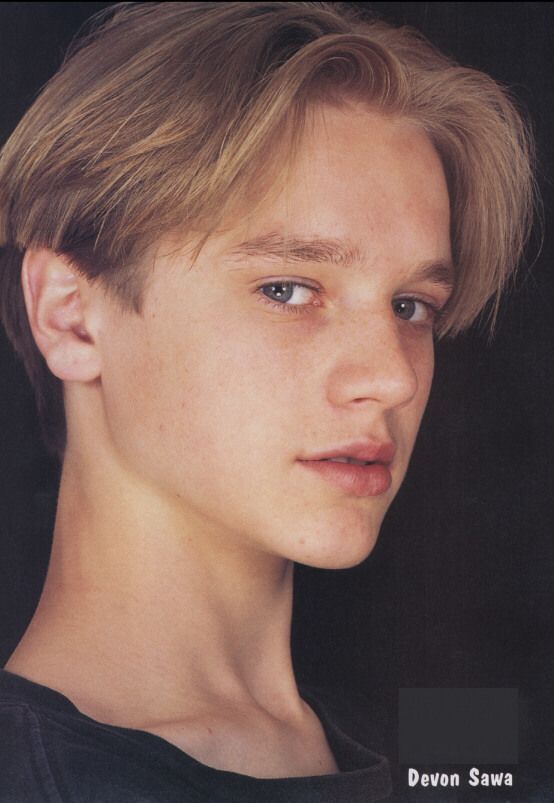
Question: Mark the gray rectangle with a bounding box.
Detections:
[399,688,518,764]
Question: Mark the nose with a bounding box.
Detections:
[325,312,423,411]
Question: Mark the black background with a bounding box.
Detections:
[1,1,553,789]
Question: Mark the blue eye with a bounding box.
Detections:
[259,281,318,307]
[261,282,295,303]
[393,297,435,324]
[393,299,417,319]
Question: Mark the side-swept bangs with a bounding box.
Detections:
[0,2,535,454]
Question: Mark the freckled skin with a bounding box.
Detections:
[96,105,452,570]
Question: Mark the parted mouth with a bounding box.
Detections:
[297,443,395,498]
[298,441,396,465]
[318,456,376,466]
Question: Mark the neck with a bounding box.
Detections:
[8,443,299,727]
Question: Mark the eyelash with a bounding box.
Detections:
[256,280,444,326]
[392,297,444,327]
[256,281,322,315]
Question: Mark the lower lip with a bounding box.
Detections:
[298,460,392,497]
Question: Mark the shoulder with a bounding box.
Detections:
[0,670,203,803]
[0,692,62,803]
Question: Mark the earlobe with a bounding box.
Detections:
[22,249,101,382]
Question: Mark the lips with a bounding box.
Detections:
[320,456,374,466]
[297,442,395,497]
[300,441,396,464]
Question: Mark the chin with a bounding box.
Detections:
[301,542,380,571]
[289,512,384,570]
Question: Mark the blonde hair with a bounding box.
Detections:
[0,2,535,455]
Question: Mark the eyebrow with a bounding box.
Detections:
[411,260,455,290]
[228,233,362,267]
[227,232,454,289]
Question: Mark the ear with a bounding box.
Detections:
[22,248,101,382]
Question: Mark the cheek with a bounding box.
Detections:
[420,341,435,399]
[144,314,304,458]
[415,345,434,398]
[409,340,435,431]
[395,335,434,433]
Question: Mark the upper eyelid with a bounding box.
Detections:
[392,296,444,328]
[255,276,320,288]
[395,293,441,307]
[256,279,322,300]
[394,289,449,309]
[255,280,322,314]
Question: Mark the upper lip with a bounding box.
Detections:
[299,441,396,464]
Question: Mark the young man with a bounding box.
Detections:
[0,3,534,801]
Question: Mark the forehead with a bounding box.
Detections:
[210,104,452,276]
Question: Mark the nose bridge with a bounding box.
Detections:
[326,309,420,410]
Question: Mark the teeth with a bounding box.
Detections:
[324,457,374,466]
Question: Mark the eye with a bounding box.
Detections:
[392,297,437,324]
[259,281,319,307]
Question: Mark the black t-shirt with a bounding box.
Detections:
[0,669,392,802]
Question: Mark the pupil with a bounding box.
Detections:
[395,299,415,319]
[264,282,293,302]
